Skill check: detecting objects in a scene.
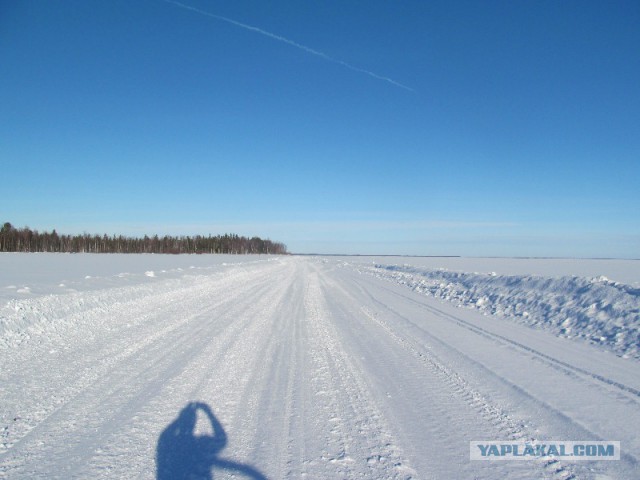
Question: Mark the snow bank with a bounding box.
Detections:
[0,254,281,349]
[365,264,640,360]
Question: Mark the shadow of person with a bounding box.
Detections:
[156,402,267,480]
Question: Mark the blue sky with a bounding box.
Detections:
[2,0,639,257]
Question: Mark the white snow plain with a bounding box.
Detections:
[1,253,639,479]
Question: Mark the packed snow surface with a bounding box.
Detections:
[1,253,639,479]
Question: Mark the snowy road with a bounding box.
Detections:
[1,256,639,479]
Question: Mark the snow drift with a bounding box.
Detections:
[362,263,640,360]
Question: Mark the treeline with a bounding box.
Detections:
[0,222,287,255]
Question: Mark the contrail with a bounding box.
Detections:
[162,0,414,92]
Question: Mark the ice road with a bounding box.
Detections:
[1,254,638,479]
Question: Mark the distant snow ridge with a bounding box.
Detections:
[369,265,640,360]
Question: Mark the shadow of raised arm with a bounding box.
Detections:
[196,402,227,446]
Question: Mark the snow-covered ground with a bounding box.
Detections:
[343,256,640,361]
[1,253,639,479]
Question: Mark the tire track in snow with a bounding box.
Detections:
[93,260,296,480]
[1,265,271,418]
[0,264,267,453]
[0,261,291,478]
[236,264,307,479]
[345,267,639,478]
[77,265,292,479]
[360,264,640,401]
[312,268,573,479]
[422,298,640,400]
[216,263,304,478]
[302,268,418,479]
[358,304,579,480]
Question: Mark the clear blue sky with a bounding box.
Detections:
[2,0,639,257]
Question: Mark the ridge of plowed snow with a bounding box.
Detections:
[360,263,640,359]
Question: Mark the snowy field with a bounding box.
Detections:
[1,253,639,479]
